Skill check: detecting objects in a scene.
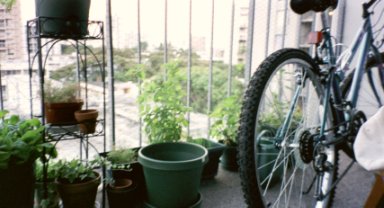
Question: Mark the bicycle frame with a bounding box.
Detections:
[318,1,383,139]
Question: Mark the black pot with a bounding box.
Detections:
[220,145,239,171]
[35,0,91,38]
[0,161,35,208]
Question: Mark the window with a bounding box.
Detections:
[0,40,5,48]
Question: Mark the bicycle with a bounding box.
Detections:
[238,0,384,207]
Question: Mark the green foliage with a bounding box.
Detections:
[44,82,79,103]
[56,159,99,184]
[107,148,136,169]
[258,93,302,132]
[181,65,244,114]
[139,62,189,143]
[35,160,60,181]
[187,137,214,148]
[210,95,241,146]
[0,0,16,10]
[0,111,57,170]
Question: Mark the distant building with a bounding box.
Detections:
[0,1,23,61]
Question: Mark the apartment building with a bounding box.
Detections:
[0,1,23,61]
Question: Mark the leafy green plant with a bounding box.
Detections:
[0,111,57,169]
[138,62,189,143]
[258,93,302,132]
[44,81,80,103]
[210,95,241,147]
[56,159,99,184]
[35,160,60,208]
[107,148,136,169]
[35,160,59,182]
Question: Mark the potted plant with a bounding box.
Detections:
[74,109,99,134]
[210,95,241,171]
[44,81,83,125]
[0,110,57,208]
[105,148,142,208]
[55,159,101,208]
[138,62,207,208]
[187,137,225,179]
[35,0,91,38]
[35,160,60,208]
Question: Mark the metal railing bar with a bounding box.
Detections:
[106,0,116,147]
[227,0,235,97]
[137,0,143,146]
[265,1,272,57]
[245,0,256,85]
[186,0,192,138]
[207,0,215,139]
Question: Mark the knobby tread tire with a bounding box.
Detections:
[238,48,338,208]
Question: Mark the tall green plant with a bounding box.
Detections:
[210,95,241,146]
[138,62,189,143]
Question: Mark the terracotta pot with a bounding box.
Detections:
[107,178,139,208]
[44,101,83,125]
[56,171,101,208]
[74,109,98,134]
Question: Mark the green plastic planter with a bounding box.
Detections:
[138,142,208,208]
[256,130,283,188]
[220,145,239,171]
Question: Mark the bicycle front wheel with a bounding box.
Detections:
[238,49,338,208]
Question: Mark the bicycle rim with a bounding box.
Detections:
[239,49,338,208]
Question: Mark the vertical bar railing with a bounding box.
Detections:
[137,0,143,146]
[227,0,235,97]
[265,1,272,57]
[207,0,215,139]
[186,0,192,137]
[106,0,116,147]
[245,0,256,85]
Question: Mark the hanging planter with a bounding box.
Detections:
[138,142,207,208]
[35,0,91,37]
[74,109,98,134]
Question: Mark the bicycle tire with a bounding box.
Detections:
[238,48,339,208]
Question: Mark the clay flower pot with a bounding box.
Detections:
[74,109,98,134]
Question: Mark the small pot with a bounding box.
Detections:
[74,109,98,134]
[107,178,139,208]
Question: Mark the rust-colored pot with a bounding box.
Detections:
[44,101,83,125]
[74,109,98,134]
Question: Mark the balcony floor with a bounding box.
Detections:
[199,152,375,208]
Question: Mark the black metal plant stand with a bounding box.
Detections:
[26,17,107,208]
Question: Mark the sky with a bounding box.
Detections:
[20,0,237,50]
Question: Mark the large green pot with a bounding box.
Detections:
[138,142,208,208]
[0,161,35,208]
